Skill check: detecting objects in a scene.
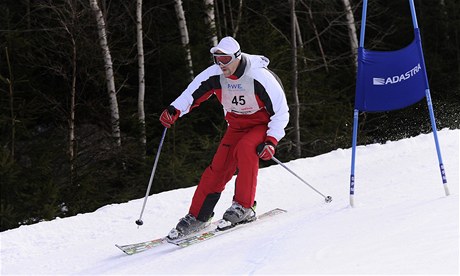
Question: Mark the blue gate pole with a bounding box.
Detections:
[409,0,450,196]
[425,91,450,195]
[409,0,419,29]
[359,0,368,48]
[349,109,359,207]
[349,0,368,207]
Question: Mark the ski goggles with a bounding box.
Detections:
[212,50,241,66]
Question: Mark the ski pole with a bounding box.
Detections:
[271,156,332,203]
[135,127,168,226]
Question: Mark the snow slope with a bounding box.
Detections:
[1,129,459,275]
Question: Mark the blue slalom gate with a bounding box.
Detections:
[349,0,450,207]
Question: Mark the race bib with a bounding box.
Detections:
[221,75,260,115]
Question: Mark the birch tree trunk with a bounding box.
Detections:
[68,30,77,185]
[233,0,243,38]
[204,0,218,46]
[89,0,121,147]
[294,16,308,68]
[58,0,78,185]
[342,0,358,71]
[174,0,194,81]
[136,0,146,151]
[290,0,301,158]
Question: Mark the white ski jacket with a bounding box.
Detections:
[171,53,289,143]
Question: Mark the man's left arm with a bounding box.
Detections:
[256,69,290,143]
[254,69,289,159]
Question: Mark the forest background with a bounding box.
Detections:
[1,0,459,231]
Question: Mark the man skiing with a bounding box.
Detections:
[159,36,289,239]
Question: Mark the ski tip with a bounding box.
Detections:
[115,244,133,255]
[270,208,287,214]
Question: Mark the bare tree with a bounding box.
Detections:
[204,0,218,46]
[64,4,78,183]
[220,0,228,36]
[214,0,222,38]
[136,0,146,151]
[28,0,81,183]
[294,15,308,68]
[341,0,358,70]
[174,0,194,81]
[232,0,243,38]
[2,47,15,161]
[89,0,121,147]
[290,0,301,158]
[300,0,329,73]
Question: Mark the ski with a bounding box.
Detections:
[169,208,287,248]
[115,208,286,255]
[115,237,167,255]
[115,220,219,255]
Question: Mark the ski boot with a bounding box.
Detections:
[219,201,257,230]
[167,213,213,240]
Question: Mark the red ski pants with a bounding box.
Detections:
[189,124,268,220]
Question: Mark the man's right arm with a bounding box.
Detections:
[170,65,222,117]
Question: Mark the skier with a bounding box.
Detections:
[160,36,289,239]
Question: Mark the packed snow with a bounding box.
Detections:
[1,129,459,275]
